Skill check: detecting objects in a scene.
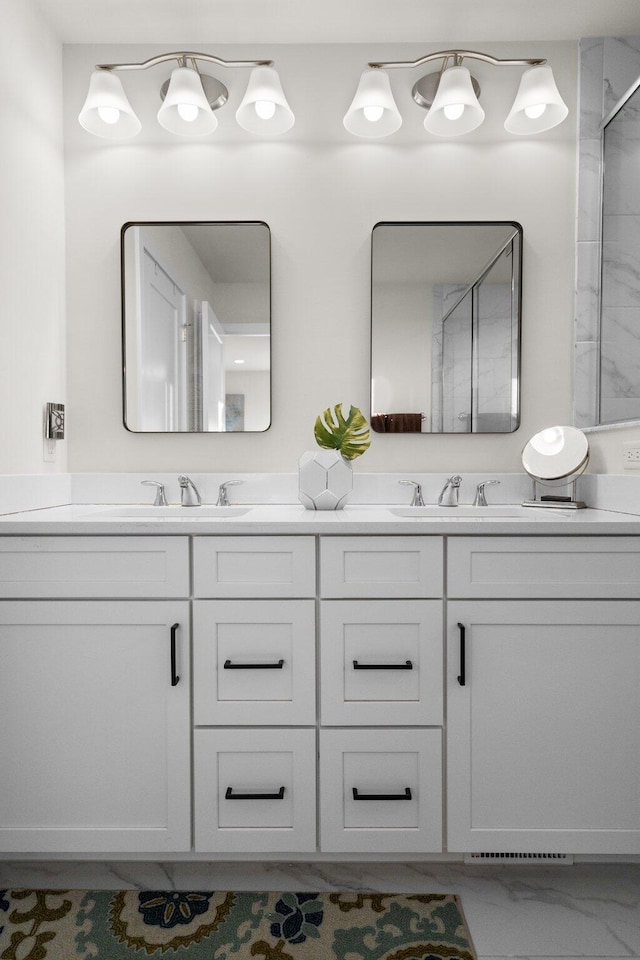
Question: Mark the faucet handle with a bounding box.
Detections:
[141,480,168,507]
[217,480,243,507]
[473,479,500,507]
[399,480,425,507]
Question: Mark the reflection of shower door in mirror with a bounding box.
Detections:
[140,249,187,431]
[440,289,473,433]
[435,241,517,433]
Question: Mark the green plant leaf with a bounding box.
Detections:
[314,403,370,461]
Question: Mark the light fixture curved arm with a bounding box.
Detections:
[95,51,273,72]
[368,49,546,70]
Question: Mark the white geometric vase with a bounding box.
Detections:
[298,449,353,510]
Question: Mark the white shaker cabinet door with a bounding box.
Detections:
[447,600,640,854]
[0,600,191,853]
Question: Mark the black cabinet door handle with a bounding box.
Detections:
[457,622,466,686]
[352,787,412,801]
[170,622,180,686]
[353,660,413,670]
[225,786,285,800]
[223,659,285,669]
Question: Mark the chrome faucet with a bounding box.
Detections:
[217,480,243,506]
[473,479,500,507]
[141,480,168,506]
[177,475,202,507]
[398,480,425,507]
[437,475,462,507]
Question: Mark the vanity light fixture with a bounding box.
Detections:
[78,52,294,140]
[343,49,568,138]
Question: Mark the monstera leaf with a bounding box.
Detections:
[314,404,371,461]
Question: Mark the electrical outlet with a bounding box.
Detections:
[623,443,640,468]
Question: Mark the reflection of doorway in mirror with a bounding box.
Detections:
[140,246,187,431]
[199,301,225,431]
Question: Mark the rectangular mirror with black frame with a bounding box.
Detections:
[371,221,522,434]
[122,221,271,432]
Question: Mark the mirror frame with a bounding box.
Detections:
[120,220,272,434]
[370,220,523,435]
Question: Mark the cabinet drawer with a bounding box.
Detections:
[193,600,316,725]
[319,728,442,853]
[0,537,189,598]
[193,537,315,598]
[320,537,443,598]
[194,728,316,852]
[449,536,640,598]
[320,601,443,726]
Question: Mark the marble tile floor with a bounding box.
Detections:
[1,861,639,959]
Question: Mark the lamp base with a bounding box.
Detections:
[160,73,228,110]
[412,71,481,109]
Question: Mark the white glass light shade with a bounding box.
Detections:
[157,66,217,135]
[343,69,402,138]
[423,66,484,136]
[78,70,141,140]
[236,66,294,135]
[504,64,568,134]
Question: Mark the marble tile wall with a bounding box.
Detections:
[575,36,640,427]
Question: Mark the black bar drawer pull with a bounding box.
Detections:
[170,622,180,687]
[457,622,466,686]
[353,659,413,670]
[225,786,285,800]
[223,659,285,670]
[352,787,412,801]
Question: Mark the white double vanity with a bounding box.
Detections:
[1,500,640,861]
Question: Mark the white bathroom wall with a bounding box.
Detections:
[372,283,432,424]
[0,0,67,474]
[63,41,577,474]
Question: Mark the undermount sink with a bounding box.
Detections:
[90,505,252,519]
[389,505,571,519]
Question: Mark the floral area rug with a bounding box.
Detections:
[0,889,477,960]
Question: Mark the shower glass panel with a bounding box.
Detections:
[599,82,640,425]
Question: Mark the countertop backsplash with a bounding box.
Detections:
[0,471,639,518]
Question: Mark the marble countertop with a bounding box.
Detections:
[1,502,640,534]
